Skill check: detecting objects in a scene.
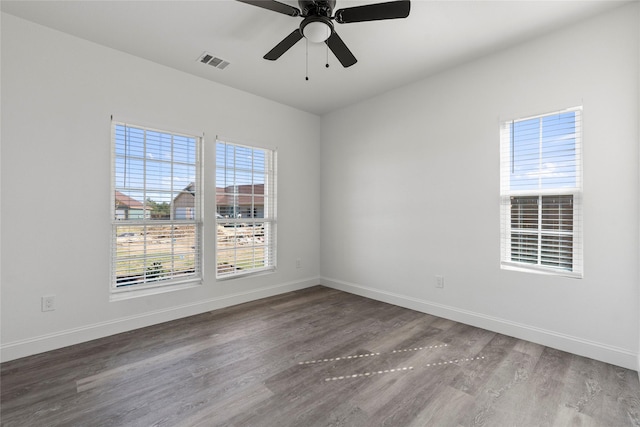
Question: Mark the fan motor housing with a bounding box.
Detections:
[298,0,336,17]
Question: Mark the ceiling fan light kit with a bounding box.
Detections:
[237,0,411,68]
[301,17,332,43]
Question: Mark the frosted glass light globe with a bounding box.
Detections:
[303,21,331,43]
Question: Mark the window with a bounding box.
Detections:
[111,122,202,292]
[500,107,582,277]
[215,140,276,278]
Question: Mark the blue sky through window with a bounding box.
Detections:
[510,111,578,191]
[114,124,197,206]
[215,141,266,189]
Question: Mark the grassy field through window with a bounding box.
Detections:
[115,224,197,286]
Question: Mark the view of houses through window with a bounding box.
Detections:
[112,123,202,290]
[215,140,276,278]
[111,122,277,287]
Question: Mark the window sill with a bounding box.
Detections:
[110,279,202,301]
[216,267,276,281]
[501,262,582,279]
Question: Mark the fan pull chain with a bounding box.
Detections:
[326,43,330,68]
[305,38,309,81]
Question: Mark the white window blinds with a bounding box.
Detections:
[500,107,583,277]
[111,122,202,290]
[215,140,277,278]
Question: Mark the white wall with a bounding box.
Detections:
[637,0,640,376]
[0,13,321,362]
[321,3,640,369]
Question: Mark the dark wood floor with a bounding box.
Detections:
[2,286,640,426]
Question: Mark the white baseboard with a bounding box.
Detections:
[0,277,320,363]
[321,276,638,370]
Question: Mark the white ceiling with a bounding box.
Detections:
[1,0,631,115]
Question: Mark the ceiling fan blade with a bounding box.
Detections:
[264,29,304,60]
[335,0,410,24]
[325,32,357,68]
[236,0,300,17]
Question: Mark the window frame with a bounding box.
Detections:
[499,107,583,278]
[215,139,277,279]
[110,120,203,297]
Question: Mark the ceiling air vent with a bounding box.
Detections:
[198,52,230,70]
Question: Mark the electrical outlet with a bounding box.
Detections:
[296,258,301,269]
[435,275,445,289]
[41,295,56,312]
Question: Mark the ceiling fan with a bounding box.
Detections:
[237,0,411,68]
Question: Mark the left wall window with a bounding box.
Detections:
[111,122,202,292]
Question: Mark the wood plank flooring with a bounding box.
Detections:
[2,286,640,426]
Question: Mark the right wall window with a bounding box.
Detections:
[500,107,583,277]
